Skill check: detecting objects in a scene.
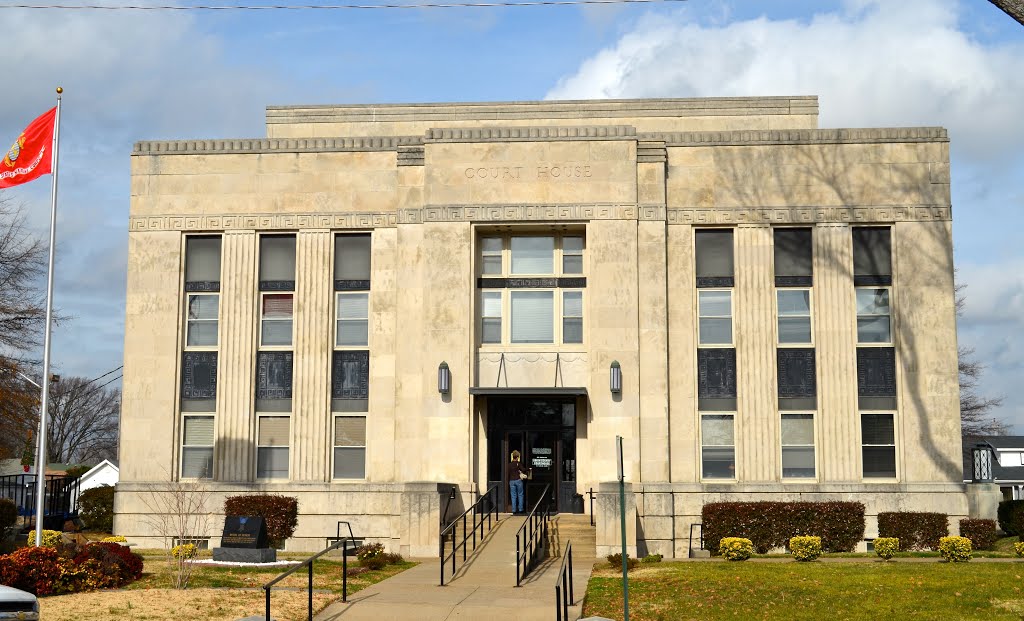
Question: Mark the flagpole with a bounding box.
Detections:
[34,87,62,547]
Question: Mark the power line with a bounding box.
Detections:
[0,0,686,9]
[77,365,123,389]
[74,374,122,402]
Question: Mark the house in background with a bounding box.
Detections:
[77,460,119,496]
[964,436,1024,501]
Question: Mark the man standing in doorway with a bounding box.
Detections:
[509,450,529,514]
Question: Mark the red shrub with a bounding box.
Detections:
[73,542,144,586]
[0,542,144,595]
[702,501,865,554]
[959,518,998,551]
[877,512,948,551]
[224,494,299,546]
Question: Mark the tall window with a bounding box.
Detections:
[477,233,585,346]
[856,288,891,344]
[333,234,371,479]
[701,414,735,479]
[777,290,812,344]
[862,413,896,478]
[334,416,366,479]
[781,414,815,478]
[181,236,221,479]
[256,416,289,479]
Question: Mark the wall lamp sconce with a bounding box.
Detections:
[610,360,622,395]
[972,443,994,483]
[438,361,451,395]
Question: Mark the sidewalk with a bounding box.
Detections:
[315,515,594,621]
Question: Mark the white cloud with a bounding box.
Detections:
[546,0,1024,160]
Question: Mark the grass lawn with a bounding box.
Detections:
[584,561,1024,621]
[38,549,416,621]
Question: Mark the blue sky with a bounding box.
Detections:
[1,0,1021,431]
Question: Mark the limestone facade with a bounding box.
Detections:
[118,97,967,557]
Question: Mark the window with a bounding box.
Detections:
[562,236,584,274]
[335,234,371,283]
[856,288,891,343]
[857,347,897,410]
[337,293,369,347]
[478,234,584,346]
[334,416,366,479]
[181,415,213,479]
[260,294,294,347]
[862,413,896,478]
[256,416,289,480]
[259,235,296,290]
[701,414,735,479]
[778,290,812,344]
[781,414,815,478]
[184,236,221,291]
[481,237,503,275]
[774,228,812,287]
[511,236,554,274]
[481,291,502,344]
[852,227,892,286]
[695,229,734,288]
[698,290,732,345]
[562,291,583,344]
[511,291,554,343]
[186,294,219,347]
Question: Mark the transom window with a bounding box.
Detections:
[479,234,584,278]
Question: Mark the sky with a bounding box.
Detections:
[0,0,1021,432]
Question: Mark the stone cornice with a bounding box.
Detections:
[132,136,422,155]
[424,125,636,143]
[266,96,818,124]
[128,203,951,231]
[646,127,948,147]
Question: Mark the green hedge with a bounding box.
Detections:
[224,494,298,547]
[702,501,865,554]
[78,485,115,532]
[997,500,1024,536]
[959,518,997,551]
[877,512,947,551]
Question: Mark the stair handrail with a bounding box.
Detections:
[439,483,500,586]
[554,539,574,621]
[514,483,552,586]
[263,520,357,621]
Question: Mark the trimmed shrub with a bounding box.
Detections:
[1013,542,1024,557]
[997,500,1024,536]
[719,537,754,561]
[874,537,899,560]
[27,529,64,548]
[101,535,127,543]
[172,543,198,560]
[642,553,663,563]
[0,498,16,535]
[938,536,972,562]
[72,542,144,585]
[78,485,115,533]
[702,502,865,554]
[958,518,997,551]
[877,512,948,551]
[789,536,821,561]
[606,552,639,569]
[224,494,298,547]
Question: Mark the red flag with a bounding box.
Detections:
[0,107,56,189]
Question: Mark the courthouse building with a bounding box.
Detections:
[117,96,969,556]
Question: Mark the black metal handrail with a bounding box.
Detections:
[263,521,357,621]
[439,484,500,586]
[554,540,575,621]
[515,483,552,587]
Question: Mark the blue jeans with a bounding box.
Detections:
[509,479,524,513]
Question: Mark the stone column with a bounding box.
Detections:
[291,230,333,482]
[666,224,698,483]
[638,219,670,483]
[214,230,257,482]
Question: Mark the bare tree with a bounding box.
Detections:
[956,279,1007,437]
[140,477,213,589]
[46,376,120,463]
[0,363,38,461]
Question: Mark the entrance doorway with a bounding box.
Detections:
[486,397,579,513]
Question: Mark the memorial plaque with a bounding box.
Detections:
[697,348,736,399]
[181,351,218,399]
[220,516,269,549]
[257,351,293,400]
[777,348,816,398]
[857,347,896,397]
[332,351,370,400]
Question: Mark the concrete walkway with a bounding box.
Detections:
[315,515,594,621]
